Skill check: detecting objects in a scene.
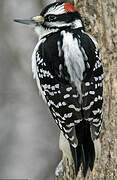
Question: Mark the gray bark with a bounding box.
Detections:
[55,0,117,179]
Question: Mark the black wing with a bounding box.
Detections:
[80,32,103,140]
[34,29,103,146]
[34,31,84,147]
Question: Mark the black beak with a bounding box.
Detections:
[14,16,44,26]
[14,19,35,25]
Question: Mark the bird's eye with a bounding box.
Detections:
[46,15,56,22]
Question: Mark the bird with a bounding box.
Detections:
[14,1,103,178]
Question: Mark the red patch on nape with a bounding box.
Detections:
[64,3,78,13]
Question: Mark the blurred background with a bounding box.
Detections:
[0,0,60,180]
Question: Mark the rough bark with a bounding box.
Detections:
[55,0,117,179]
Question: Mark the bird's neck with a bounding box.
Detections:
[35,26,59,40]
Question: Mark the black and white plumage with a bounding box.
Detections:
[15,2,103,177]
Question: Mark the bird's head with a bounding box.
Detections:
[14,2,84,39]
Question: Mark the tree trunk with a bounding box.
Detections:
[55,0,117,179]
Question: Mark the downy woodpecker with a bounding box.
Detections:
[14,2,103,177]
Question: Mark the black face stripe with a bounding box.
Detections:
[44,14,57,22]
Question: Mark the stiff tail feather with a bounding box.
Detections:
[70,120,95,177]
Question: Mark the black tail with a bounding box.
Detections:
[70,120,95,177]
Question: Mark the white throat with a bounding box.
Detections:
[35,26,58,40]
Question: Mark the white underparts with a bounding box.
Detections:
[32,38,47,102]
[35,26,58,40]
[59,131,73,163]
